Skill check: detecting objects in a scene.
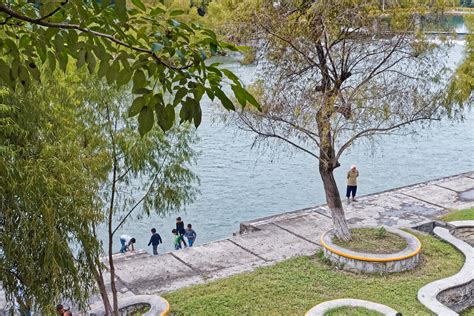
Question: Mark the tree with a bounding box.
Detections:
[0,0,259,135]
[0,75,107,314]
[446,15,474,109]
[233,0,468,240]
[72,75,200,315]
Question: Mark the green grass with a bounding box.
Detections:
[332,228,407,254]
[164,233,464,315]
[461,307,474,315]
[440,207,474,222]
[324,306,383,316]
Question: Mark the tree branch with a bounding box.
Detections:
[335,116,439,161]
[35,0,68,22]
[0,4,190,70]
[240,116,321,160]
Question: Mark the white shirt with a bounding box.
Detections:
[120,234,132,245]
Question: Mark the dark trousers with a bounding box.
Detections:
[346,185,357,198]
[179,234,187,247]
[152,245,158,255]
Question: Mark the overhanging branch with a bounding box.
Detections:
[0,4,190,70]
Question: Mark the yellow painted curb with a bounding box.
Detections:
[320,231,421,262]
[160,298,170,316]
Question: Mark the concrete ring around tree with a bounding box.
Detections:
[320,226,421,273]
[305,298,399,316]
[89,295,170,316]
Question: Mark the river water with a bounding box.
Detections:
[106,40,474,254]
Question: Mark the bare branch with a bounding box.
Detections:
[335,116,440,161]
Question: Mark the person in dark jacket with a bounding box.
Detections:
[176,217,187,248]
[147,228,163,255]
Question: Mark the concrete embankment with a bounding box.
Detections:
[96,172,474,300]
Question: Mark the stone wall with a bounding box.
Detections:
[437,279,474,313]
[323,248,420,273]
[453,227,474,247]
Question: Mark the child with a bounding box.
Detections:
[184,223,197,247]
[147,228,162,255]
[119,235,136,253]
[172,229,182,250]
[175,217,187,248]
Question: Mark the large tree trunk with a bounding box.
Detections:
[316,83,351,241]
[319,165,351,241]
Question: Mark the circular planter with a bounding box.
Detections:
[321,226,421,273]
[89,295,169,316]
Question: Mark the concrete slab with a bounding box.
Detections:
[240,206,330,233]
[434,176,474,192]
[272,213,333,245]
[113,253,204,294]
[319,191,445,228]
[230,224,319,262]
[400,184,474,210]
[172,239,265,273]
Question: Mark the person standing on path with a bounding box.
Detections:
[184,223,197,247]
[176,217,187,248]
[119,234,136,253]
[346,165,359,204]
[147,228,162,255]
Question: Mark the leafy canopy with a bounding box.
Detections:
[0,75,107,313]
[0,0,259,135]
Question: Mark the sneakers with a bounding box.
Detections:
[352,198,358,202]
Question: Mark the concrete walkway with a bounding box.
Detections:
[1,172,474,313]
[417,221,474,315]
[99,172,474,301]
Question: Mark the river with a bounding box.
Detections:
[105,38,474,254]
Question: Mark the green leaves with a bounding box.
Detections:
[215,89,235,111]
[131,0,146,11]
[0,1,260,136]
[138,106,154,136]
[151,43,164,53]
[128,96,146,117]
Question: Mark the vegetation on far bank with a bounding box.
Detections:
[332,228,408,254]
[164,232,463,315]
[440,207,474,222]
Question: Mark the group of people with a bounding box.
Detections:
[119,216,197,255]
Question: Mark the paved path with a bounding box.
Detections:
[417,221,474,315]
[1,172,474,313]
[101,172,474,299]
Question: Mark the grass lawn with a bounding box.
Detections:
[324,306,383,315]
[461,307,474,315]
[440,207,474,222]
[332,228,407,254]
[164,232,464,315]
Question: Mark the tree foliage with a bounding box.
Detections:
[0,75,107,314]
[231,0,469,240]
[0,0,259,135]
[446,15,474,110]
[68,74,201,315]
